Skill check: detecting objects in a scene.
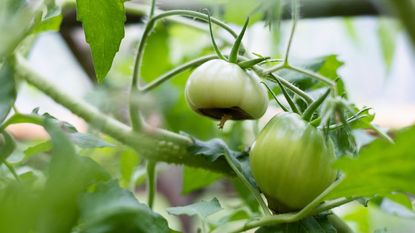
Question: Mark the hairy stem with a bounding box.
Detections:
[15,55,233,175]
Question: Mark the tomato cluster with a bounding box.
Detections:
[183,11,338,212]
[185,57,337,213]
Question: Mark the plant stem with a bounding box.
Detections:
[272,74,300,114]
[2,160,20,182]
[260,82,289,112]
[15,55,233,175]
[207,11,226,60]
[140,54,218,93]
[223,151,272,216]
[286,65,336,86]
[266,73,313,104]
[261,63,285,76]
[311,198,357,214]
[149,0,156,19]
[328,214,355,233]
[230,177,344,233]
[146,160,157,209]
[284,0,299,65]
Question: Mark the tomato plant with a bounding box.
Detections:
[1,0,415,233]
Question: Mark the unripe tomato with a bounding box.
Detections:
[185,59,268,121]
[250,112,337,212]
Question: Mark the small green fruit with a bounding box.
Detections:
[185,59,268,121]
[250,112,337,212]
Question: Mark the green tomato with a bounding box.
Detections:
[185,59,268,121]
[250,112,337,212]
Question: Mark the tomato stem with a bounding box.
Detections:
[260,81,290,112]
[222,151,272,216]
[149,0,156,19]
[218,114,231,129]
[140,54,218,93]
[207,11,226,61]
[271,74,301,114]
[265,74,313,104]
[283,0,299,65]
[286,65,336,86]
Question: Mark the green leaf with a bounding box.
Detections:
[223,0,262,26]
[342,206,369,233]
[189,136,256,187]
[255,215,336,233]
[69,132,114,148]
[32,13,62,33]
[0,113,43,130]
[0,131,16,161]
[342,17,359,45]
[384,193,413,210]
[0,179,40,233]
[325,125,415,200]
[38,119,110,233]
[141,23,171,82]
[0,61,16,124]
[32,2,62,33]
[377,18,398,72]
[119,148,140,188]
[0,0,34,60]
[276,55,344,92]
[213,208,251,227]
[78,180,171,233]
[182,167,222,194]
[255,0,283,30]
[167,198,223,218]
[232,179,260,213]
[24,140,52,157]
[76,0,126,82]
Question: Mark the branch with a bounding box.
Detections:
[14,55,233,175]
